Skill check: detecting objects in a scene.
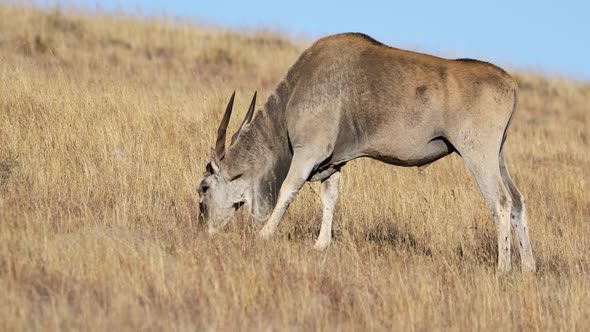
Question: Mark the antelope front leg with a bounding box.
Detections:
[259,154,316,239]
[314,171,341,250]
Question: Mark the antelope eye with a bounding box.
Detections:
[198,179,210,194]
[199,184,209,194]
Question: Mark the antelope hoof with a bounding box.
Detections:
[522,260,537,273]
[313,240,330,251]
[259,225,275,239]
[496,263,512,276]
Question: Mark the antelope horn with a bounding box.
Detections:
[242,91,257,128]
[231,91,257,145]
[215,91,235,157]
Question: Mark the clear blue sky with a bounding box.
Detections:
[75,1,589,80]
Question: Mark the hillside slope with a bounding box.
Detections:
[0,5,589,331]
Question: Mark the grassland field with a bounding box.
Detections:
[0,4,589,331]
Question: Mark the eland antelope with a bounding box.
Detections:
[197,33,535,273]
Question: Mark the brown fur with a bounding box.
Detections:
[206,33,534,272]
[226,33,517,181]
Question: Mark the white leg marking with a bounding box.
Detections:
[510,202,535,271]
[314,171,341,250]
[465,157,513,274]
[500,148,536,271]
[259,155,316,239]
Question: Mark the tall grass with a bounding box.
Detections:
[0,4,589,331]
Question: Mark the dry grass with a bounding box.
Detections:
[0,4,589,331]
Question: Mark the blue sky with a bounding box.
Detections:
[73,1,589,80]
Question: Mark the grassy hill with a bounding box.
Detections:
[0,4,589,331]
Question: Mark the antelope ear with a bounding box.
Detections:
[210,148,221,175]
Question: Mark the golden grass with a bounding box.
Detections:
[0,4,589,331]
